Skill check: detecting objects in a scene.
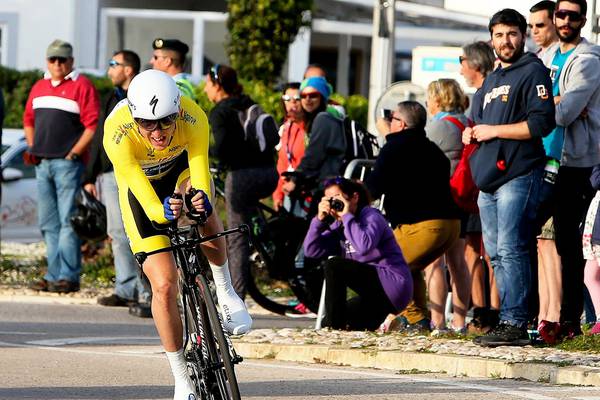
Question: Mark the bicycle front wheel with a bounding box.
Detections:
[196,273,241,400]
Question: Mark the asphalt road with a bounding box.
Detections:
[1,301,600,400]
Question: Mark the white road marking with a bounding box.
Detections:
[0,331,47,335]
[26,336,160,346]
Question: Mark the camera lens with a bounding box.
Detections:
[329,198,344,212]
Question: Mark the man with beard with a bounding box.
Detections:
[463,8,555,347]
[541,0,600,339]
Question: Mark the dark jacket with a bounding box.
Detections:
[209,94,275,171]
[591,165,600,245]
[366,128,460,227]
[470,52,555,193]
[295,111,346,181]
[83,87,126,184]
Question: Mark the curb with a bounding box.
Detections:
[233,342,600,386]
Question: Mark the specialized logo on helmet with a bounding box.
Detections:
[149,95,158,116]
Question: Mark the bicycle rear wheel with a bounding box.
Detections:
[196,272,241,400]
[247,237,323,316]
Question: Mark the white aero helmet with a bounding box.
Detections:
[127,69,181,120]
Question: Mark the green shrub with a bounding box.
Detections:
[226,0,313,85]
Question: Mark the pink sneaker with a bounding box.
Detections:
[589,322,600,335]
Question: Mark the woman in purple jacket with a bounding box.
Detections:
[303,177,413,330]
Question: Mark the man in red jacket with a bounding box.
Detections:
[23,39,100,294]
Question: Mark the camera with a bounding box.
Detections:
[380,108,392,121]
[328,198,344,212]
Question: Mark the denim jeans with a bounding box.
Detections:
[36,159,83,283]
[478,167,542,327]
[100,171,150,302]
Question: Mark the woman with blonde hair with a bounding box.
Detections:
[424,78,472,334]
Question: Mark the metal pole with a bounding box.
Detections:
[367,0,395,133]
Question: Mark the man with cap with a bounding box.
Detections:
[150,38,196,101]
[23,39,100,294]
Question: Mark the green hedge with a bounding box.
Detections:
[1,65,368,129]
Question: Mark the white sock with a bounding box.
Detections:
[210,260,252,335]
[165,348,196,400]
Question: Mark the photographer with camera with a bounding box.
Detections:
[303,177,413,330]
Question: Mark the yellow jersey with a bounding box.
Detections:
[103,96,211,226]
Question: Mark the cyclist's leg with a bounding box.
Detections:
[179,176,252,335]
[142,253,196,400]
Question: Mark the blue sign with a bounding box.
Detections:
[421,57,459,72]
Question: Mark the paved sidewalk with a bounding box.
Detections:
[234,329,600,386]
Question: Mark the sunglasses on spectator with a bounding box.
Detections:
[459,56,468,63]
[108,60,124,68]
[134,113,178,131]
[209,64,221,85]
[527,22,547,29]
[48,57,67,64]
[300,92,320,100]
[555,10,583,21]
[282,94,301,102]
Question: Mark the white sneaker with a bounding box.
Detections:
[216,288,252,334]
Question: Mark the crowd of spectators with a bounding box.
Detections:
[17,0,600,349]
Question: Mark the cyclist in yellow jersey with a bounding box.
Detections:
[103,70,251,400]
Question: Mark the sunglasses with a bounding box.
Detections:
[209,64,221,84]
[300,92,321,100]
[48,57,67,64]
[459,55,467,64]
[108,60,124,68]
[527,22,547,29]
[282,94,301,102]
[555,9,583,21]
[134,113,178,131]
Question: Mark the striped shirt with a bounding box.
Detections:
[23,70,100,158]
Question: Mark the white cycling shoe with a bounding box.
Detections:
[173,377,197,400]
[216,288,252,335]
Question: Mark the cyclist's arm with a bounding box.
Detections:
[185,105,211,198]
[103,120,170,224]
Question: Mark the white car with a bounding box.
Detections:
[1,129,42,242]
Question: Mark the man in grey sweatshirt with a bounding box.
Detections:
[540,0,600,338]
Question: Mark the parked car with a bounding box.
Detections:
[1,129,42,242]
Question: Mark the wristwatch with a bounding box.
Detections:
[68,152,81,161]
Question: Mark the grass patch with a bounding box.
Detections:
[0,242,115,288]
[556,334,600,353]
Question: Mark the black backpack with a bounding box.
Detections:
[238,104,279,154]
[341,118,379,170]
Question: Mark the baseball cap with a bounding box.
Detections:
[152,38,189,56]
[47,39,73,59]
